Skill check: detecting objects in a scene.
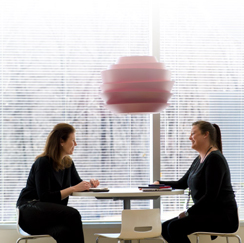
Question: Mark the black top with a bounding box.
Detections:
[17,156,82,207]
[160,150,237,215]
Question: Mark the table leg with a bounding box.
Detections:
[123,199,131,243]
[123,199,131,210]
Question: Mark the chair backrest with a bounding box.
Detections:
[119,209,161,239]
[234,207,241,233]
[16,207,30,236]
[224,207,241,234]
[16,207,21,234]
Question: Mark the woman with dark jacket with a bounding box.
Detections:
[16,123,99,243]
[154,120,238,243]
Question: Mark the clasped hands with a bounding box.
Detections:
[74,179,100,192]
[90,179,100,188]
[178,211,188,219]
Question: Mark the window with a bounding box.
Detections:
[0,0,151,223]
[0,0,243,224]
[159,0,244,220]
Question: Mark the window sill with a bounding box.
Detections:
[1,221,244,230]
[0,221,122,230]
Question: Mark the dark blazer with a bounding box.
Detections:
[17,156,82,207]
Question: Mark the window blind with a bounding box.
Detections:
[1,0,243,224]
[159,0,244,220]
[0,0,151,223]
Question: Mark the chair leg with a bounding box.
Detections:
[226,236,229,243]
[236,235,242,243]
[16,239,28,243]
[196,235,199,243]
[96,237,99,243]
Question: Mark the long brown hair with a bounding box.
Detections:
[36,123,75,171]
[192,120,222,153]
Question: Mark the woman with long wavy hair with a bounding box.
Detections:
[17,123,99,243]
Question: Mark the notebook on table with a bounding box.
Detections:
[138,184,172,191]
[89,188,109,192]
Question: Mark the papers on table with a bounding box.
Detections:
[89,188,109,192]
[138,184,172,192]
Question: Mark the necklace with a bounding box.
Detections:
[200,146,213,163]
[192,146,213,174]
[185,146,213,210]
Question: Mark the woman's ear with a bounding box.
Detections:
[204,131,209,138]
[60,139,64,146]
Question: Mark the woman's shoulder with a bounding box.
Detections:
[206,150,228,166]
[208,150,225,160]
[35,155,50,163]
[33,156,52,169]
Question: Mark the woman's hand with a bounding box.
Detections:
[90,179,100,188]
[153,181,160,185]
[61,181,91,200]
[73,181,91,192]
[178,211,188,219]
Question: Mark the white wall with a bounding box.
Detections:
[1,225,243,243]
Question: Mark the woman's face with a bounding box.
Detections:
[61,132,77,156]
[189,125,207,151]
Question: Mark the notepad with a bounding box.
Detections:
[141,187,172,191]
[89,188,109,192]
[138,184,172,191]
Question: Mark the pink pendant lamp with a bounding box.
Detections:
[100,56,174,114]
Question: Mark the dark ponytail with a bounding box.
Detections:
[192,120,223,153]
[212,123,222,153]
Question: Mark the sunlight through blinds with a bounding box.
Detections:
[159,0,244,220]
[0,0,151,223]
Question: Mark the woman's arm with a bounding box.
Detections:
[154,160,197,189]
[59,162,100,200]
[70,162,83,185]
[70,161,100,188]
[187,153,226,215]
[35,158,62,203]
[35,158,92,202]
[61,181,91,200]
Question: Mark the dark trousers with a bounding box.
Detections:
[19,201,85,243]
[162,211,238,243]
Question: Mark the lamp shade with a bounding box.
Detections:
[100,56,174,114]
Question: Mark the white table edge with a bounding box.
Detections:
[72,188,184,197]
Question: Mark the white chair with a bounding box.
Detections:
[95,208,165,243]
[192,210,242,243]
[16,207,53,243]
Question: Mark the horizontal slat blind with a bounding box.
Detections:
[0,0,151,223]
[159,0,244,220]
[1,0,243,224]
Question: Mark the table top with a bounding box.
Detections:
[72,188,184,198]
